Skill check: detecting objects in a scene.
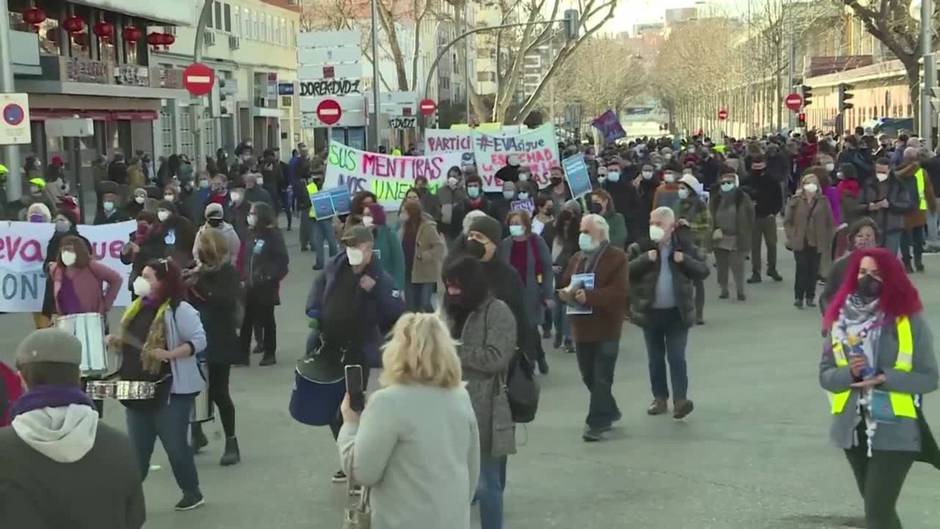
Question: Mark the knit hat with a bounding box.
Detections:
[26,202,51,222]
[205,202,224,220]
[16,328,82,366]
[341,224,374,246]
[467,215,502,245]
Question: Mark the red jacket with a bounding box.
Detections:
[0,362,24,427]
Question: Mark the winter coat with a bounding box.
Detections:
[603,210,628,249]
[500,234,554,328]
[784,191,835,252]
[120,229,167,293]
[627,231,710,329]
[159,215,197,268]
[853,176,914,235]
[708,188,756,253]
[445,297,517,458]
[895,162,938,230]
[243,227,289,306]
[373,225,406,291]
[193,222,241,266]
[744,171,783,218]
[48,261,122,315]
[675,197,712,251]
[559,244,629,343]
[188,263,243,365]
[42,230,92,316]
[93,208,131,225]
[401,219,445,284]
[244,185,273,208]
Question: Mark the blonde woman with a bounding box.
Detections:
[337,313,480,529]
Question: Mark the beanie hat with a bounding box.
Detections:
[467,215,502,245]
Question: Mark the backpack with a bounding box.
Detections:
[506,350,539,423]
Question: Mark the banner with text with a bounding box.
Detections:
[471,124,559,191]
[0,220,135,312]
[424,129,475,167]
[324,141,463,208]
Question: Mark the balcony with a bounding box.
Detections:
[15,55,188,100]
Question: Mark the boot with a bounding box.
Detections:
[915,259,925,272]
[767,270,783,282]
[904,260,914,274]
[191,424,208,454]
[259,352,277,366]
[220,437,241,466]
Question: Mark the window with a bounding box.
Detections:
[242,8,251,38]
[233,6,241,37]
[253,11,260,40]
[266,14,272,43]
[223,4,232,32]
[213,1,222,30]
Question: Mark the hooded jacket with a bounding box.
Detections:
[193,221,241,266]
[895,161,938,229]
[0,403,145,528]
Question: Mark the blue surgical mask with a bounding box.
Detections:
[518,192,529,200]
[720,182,736,192]
[503,191,515,200]
[578,233,597,252]
[607,171,621,182]
[468,187,480,198]
[509,225,525,237]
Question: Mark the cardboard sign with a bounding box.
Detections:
[424,129,475,167]
[471,124,559,191]
[510,199,535,215]
[311,187,352,219]
[563,153,593,199]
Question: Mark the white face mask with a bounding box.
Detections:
[518,192,530,200]
[164,195,175,202]
[824,163,835,171]
[678,188,690,200]
[448,177,458,188]
[642,171,654,180]
[362,216,375,227]
[509,225,525,237]
[607,171,621,182]
[199,180,210,189]
[649,225,666,242]
[60,250,77,267]
[231,192,243,203]
[157,210,170,222]
[55,220,70,233]
[103,201,115,213]
[134,196,146,204]
[503,191,515,199]
[346,247,365,266]
[664,173,676,183]
[803,183,818,194]
[876,172,889,182]
[256,177,264,186]
[518,173,529,182]
[247,214,257,227]
[720,181,736,192]
[133,276,152,298]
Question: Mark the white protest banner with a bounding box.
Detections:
[324,141,463,208]
[471,124,560,191]
[0,220,135,312]
[424,129,475,167]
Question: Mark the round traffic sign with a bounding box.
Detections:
[785,93,804,112]
[182,63,216,96]
[2,104,25,126]
[419,98,437,116]
[718,109,728,121]
[316,99,342,126]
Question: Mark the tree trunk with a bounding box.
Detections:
[903,59,921,133]
[377,2,410,91]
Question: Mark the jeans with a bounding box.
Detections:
[552,294,570,341]
[641,308,689,401]
[900,226,925,265]
[477,455,507,529]
[280,190,293,230]
[405,282,434,312]
[126,394,200,495]
[574,340,621,428]
[883,231,902,258]
[927,211,940,243]
[311,217,338,268]
[693,279,705,321]
[715,248,745,295]
[844,429,915,529]
[240,288,277,360]
[751,214,778,275]
[793,248,821,301]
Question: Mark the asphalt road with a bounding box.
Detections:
[2,228,939,529]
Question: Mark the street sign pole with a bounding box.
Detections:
[370,0,380,151]
[0,0,22,201]
[191,0,212,172]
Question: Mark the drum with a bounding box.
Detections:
[84,380,156,400]
[85,380,115,400]
[289,356,345,427]
[190,362,214,424]
[56,313,120,377]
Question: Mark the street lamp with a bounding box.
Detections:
[911,0,935,149]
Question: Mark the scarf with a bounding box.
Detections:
[831,294,883,368]
[9,385,94,419]
[119,297,171,375]
[578,241,610,274]
[509,237,543,285]
[837,179,861,199]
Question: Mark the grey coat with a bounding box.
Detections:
[447,298,517,457]
[819,312,938,452]
[500,235,554,327]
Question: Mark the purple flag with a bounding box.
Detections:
[591,110,626,143]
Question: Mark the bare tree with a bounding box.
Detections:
[554,35,646,118]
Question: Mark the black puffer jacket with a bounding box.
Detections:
[243,227,289,306]
[627,231,710,328]
[189,263,242,365]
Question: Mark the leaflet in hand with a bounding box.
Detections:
[566,273,595,315]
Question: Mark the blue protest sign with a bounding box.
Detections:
[330,186,351,216]
[311,191,336,219]
[563,154,592,199]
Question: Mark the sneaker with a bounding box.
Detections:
[349,485,363,496]
[174,492,205,511]
[251,344,263,355]
[719,290,730,299]
[537,357,549,375]
[647,399,668,416]
[746,274,762,284]
[259,353,277,366]
[737,293,746,301]
[312,264,324,271]
[300,246,310,252]
[582,425,611,442]
[805,297,817,308]
[696,318,705,325]
[794,299,804,309]
[232,359,250,368]
[916,261,925,272]
[332,470,348,483]
[611,411,623,425]
[767,270,783,282]
[673,399,695,420]
[541,328,552,339]
[553,333,563,349]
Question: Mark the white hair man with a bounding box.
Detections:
[558,213,628,442]
[628,206,710,420]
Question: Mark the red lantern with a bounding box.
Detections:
[22,7,46,32]
[62,15,85,35]
[160,33,175,50]
[93,21,114,43]
[123,25,142,44]
[147,31,162,50]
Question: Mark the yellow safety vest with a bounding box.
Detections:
[306,181,319,219]
[915,168,927,211]
[829,316,917,419]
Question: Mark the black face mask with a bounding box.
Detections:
[856,274,882,300]
[208,218,223,228]
[465,239,486,260]
[550,177,563,185]
[588,202,604,215]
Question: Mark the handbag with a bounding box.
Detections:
[343,485,371,529]
[479,300,540,424]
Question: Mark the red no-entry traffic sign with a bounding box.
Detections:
[419,98,437,116]
[316,98,342,126]
[718,109,728,120]
[785,92,804,112]
[182,63,216,96]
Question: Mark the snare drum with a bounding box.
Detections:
[190,362,214,424]
[84,380,157,400]
[85,380,115,400]
[56,313,120,377]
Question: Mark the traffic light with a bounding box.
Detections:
[798,112,806,127]
[838,83,855,112]
[563,9,579,39]
[801,85,813,107]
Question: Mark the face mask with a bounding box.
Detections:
[654,163,663,170]
[199,180,210,189]
[664,154,673,161]
[824,163,835,171]
[465,239,486,260]
[664,173,676,183]
[231,192,243,203]
[103,201,116,213]
[157,210,170,223]
[598,175,607,184]
[30,186,40,194]
[607,171,621,182]
[28,214,46,223]
[503,191,515,200]
[257,177,264,186]
[55,220,69,233]
[678,188,690,200]
[551,177,563,185]
[467,187,480,198]
[642,171,654,180]
[247,214,257,227]
[578,232,598,252]
[346,247,365,266]
[60,250,77,267]
[803,183,818,194]
[518,192,530,200]
[720,182,736,192]
[361,216,375,228]
[876,172,889,182]
[589,202,604,215]
[518,173,529,182]
[164,195,175,202]
[649,225,666,242]
[133,276,152,298]
[208,218,223,228]
[856,274,882,300]
[509,225,525,237]
[134,195,146,204]
[448,177,458,188]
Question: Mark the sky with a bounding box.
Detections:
[604,0,751,34]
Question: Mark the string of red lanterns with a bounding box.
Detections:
[146,31,176,51]
[21,9,173,50]
[93,21,115,43]
[22,7,46,32]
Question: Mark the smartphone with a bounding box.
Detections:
[345,364,365,412]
